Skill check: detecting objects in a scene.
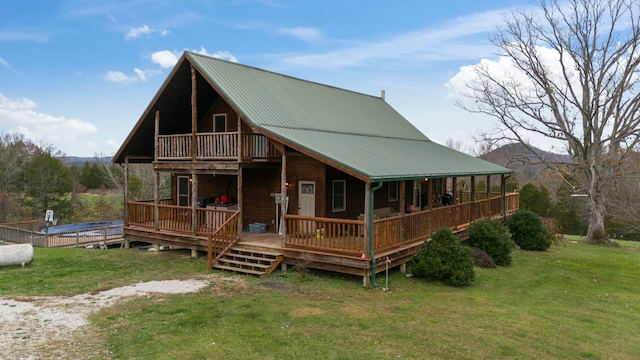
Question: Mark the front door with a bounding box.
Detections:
[298,181,316,217]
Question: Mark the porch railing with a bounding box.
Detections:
[156,132,279,161]
[284,215,365,254]
[241,133,280,160]
[207,211,241,271]
[126,201,237,234]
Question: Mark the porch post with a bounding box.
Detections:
[452,177,458,229]
[123,156,130,249]
[399,180,405,243]
[238,168,243,236]
[280,152,287,239]
[426,179,432,209]
[470,176,476,223]
[399,180,405,214]
[486,175,491,199]
[238,116,243,161]
[363,182,371,287]
[124,156,129,226]
[190,65,197,162]
[154,110,159,161]
[154,171,160,231]
[191,173,198,235]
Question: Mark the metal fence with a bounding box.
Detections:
[0,223,124,248]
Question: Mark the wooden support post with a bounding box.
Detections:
[191,173,198,235]
[238,116,243,161]
[399,181,406,214]
[154,171,160,231]
[191,248,198,258]
[154,111,159,161]
[237,168,243,234]
[486,175,492,199]
[400,263,407,273]
[470,176,476,223]
[124,156,129,227]
[207,234,213,271]
[364,182,371,258]
[452,177,458,229]
[399,180,405,242]
[426,179,432,209]
[280,151,287,240]
[191,66,197,161]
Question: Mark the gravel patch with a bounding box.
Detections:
[0,279,211,359]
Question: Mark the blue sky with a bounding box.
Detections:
[0,0,535,157]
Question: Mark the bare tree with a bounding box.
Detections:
[452,0,640,243]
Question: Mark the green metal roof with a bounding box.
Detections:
[188,51,511,180]
[121,51,511,180]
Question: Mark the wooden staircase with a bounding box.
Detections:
[212,247,283,278]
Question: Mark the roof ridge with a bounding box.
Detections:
[186,51,385,101]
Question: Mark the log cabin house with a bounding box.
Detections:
[113,51,518,286]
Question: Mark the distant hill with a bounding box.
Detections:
[61,156,113,166]
[481,143,570,194]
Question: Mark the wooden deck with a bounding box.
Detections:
[124,192,519,283]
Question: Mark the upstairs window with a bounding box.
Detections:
[214,113,226,132]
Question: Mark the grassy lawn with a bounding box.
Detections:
[2,241,640,359]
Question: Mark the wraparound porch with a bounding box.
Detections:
[124,192,519,284]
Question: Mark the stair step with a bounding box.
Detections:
[213,246,284,278]
[224,253,282,263]
[213,264,265,276]
[218,258,272,269]
[229,250,283,258]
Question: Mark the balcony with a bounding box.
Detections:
[156,132,280,162]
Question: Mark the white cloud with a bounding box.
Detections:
[0,57,11,71]
[125,24,169,39]
[0,93,98,155]
[103,68,159,83]
[151,50,180,68]
[276,27,322,42]
[150,47,239,69]
[278,8,513,69]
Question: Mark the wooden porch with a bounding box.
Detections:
[124,192,519,283]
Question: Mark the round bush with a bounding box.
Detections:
[508,210,552,251]
[466,219,514,266]
[409,227,475,287]
[471,247,496,268]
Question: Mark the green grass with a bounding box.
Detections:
[2,243,640,359]
[77,192,122,209]
[0,247,205,296]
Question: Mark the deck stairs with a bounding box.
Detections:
[213,247,283,278]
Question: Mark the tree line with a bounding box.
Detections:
[0,133,166,225]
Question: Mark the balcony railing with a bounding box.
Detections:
[156,132,279,161]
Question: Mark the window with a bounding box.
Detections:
[389,181,398,202]
[213,113,226,133]
[332,180,346,212]
[178,176,190,206]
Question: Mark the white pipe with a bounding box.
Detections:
[0,244,34,267]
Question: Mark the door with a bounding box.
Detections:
[298,181,316,217]
[178,176,190,206]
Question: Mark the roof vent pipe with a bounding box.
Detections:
[381,90,385,100]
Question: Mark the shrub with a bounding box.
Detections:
[409,227,475,287]
[471,247,496,268]
[508,210,553,251]
[466,219,515,266]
